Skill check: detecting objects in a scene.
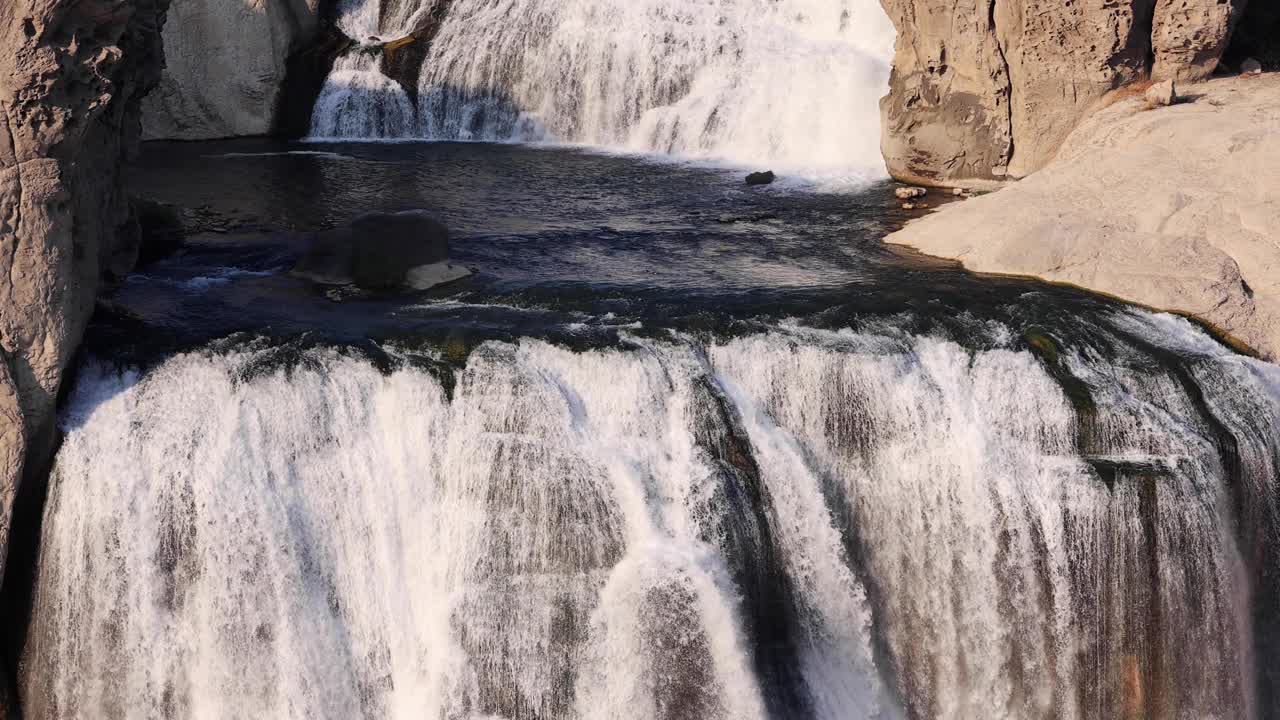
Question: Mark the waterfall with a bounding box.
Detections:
[23,315,1280,719]
[309,0,419,139]
[308,0,896,179]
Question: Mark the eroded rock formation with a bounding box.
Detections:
[142,0,325,139]
[1152,0,1247,81]
[879,0,1249,186]
[0,1,169,707]
[887,74,1280,360]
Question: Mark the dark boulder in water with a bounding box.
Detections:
[119,198,186,271]
[745,170,776,186]
[294,210,472,291]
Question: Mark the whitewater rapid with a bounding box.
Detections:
[23,313,1280,719]
[309,0,896,181]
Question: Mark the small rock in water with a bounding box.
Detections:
[952,187,966,196]
[895,186,927,199]
[901,202,916,210]
[1145,79,1177,107]
[1241,58,1263,76]
[745,170,776,186]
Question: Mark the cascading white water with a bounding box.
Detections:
[24,315,1280,719]
[310,0,419,139]
[310,0,896,181]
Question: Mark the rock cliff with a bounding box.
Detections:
[887,74,1280,360]
[0,0,169,706]
[879,0,1248,186]
[142,0,323,139]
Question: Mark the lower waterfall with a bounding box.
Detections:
[308,0,896,179]
[22,314,1280,719]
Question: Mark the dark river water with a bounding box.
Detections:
[106,138,1166,363]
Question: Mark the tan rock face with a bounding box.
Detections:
[877,0,1013,187]
[142,0,322,139]
[879,0,1246,185]
[1152,0,1247,81]
[886,75,1280,361]
[0,0,169,585]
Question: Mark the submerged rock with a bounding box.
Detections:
[294,211,473,291]
[132,198,186,266]
[745,171,776,186]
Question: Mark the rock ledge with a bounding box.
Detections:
[886,74,1280,360]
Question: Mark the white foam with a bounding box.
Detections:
[309,0,896,183]
[28,319,1277,718]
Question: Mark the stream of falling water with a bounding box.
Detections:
[309,0,895,180]
[22,313,1280,719]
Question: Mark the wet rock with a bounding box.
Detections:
[294,210,473,291]
[1242,58,1264,76]
[745,171,776,186]
[895,186,927,200]
[1145,80,1178,107]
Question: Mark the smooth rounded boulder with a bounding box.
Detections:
[350,211,451,288]
[294,210,471,291]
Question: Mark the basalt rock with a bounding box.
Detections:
[0,0,170,709]
[879,0,1248,186]
[143,0,327,139]
[294,211,472,291]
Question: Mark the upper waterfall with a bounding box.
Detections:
[309,0,897,181]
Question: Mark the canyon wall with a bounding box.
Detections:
[878,0,1249,186]
[142,0,325,139]
[0,0,169,709]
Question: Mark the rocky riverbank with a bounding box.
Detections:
[887,72,1280,359]
[1,0,169,712]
